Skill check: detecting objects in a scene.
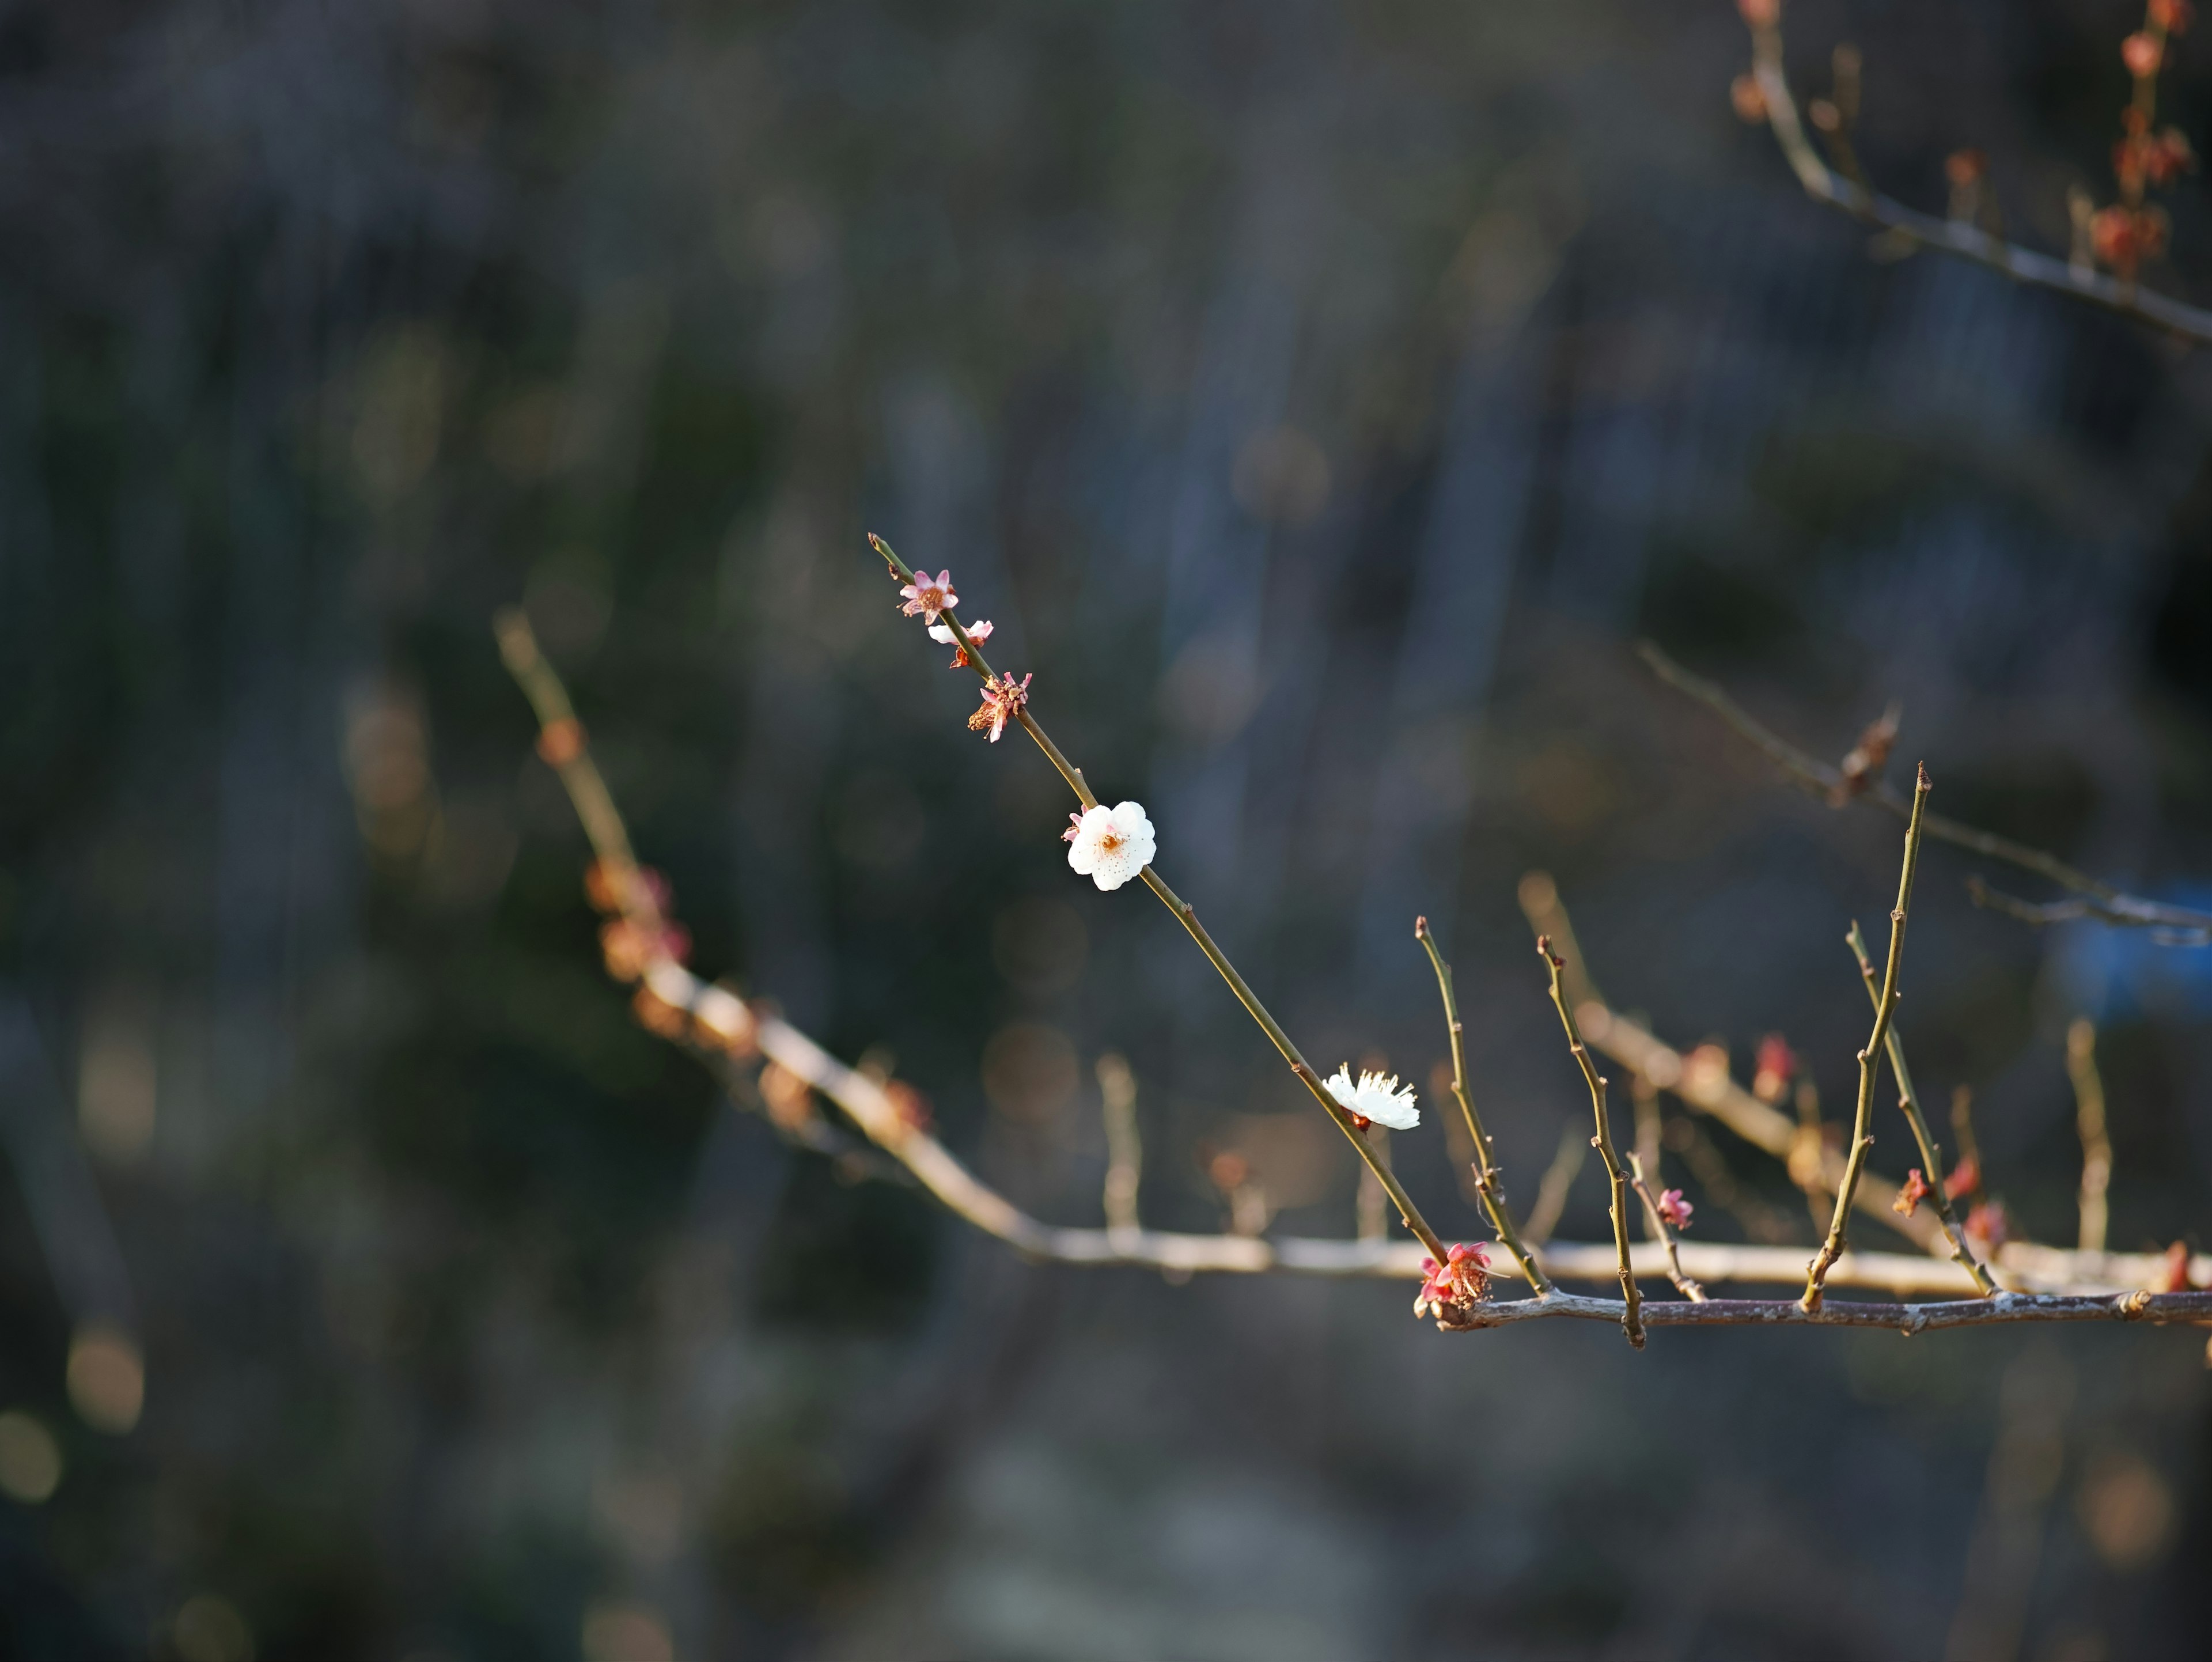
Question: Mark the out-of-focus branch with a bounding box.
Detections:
[1097,1053,1142,1241]
[1735,1,2212,348]
[1846,921,1997,1295]
[1638,641,2212,943]
[1539,939,1644,1347]
[2066,1020,2112,1255]
[1521,1125,1587,1246]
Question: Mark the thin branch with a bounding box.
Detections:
[1539,938,1643,1347]
[1627,1153,1707,1301]
[1845,921,1998,1296]
[1638,641,2212,941]
[2066,1019,2112,1256]
[1805,763,1931,1311]
[867,536,1453,1264]
[1417,917,1553,1295]
[1446,1286,2212,1334]
[1738,6,2212,348]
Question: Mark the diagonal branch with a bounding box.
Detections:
[1539,939,1644,1346]
[1638,641,2212,942]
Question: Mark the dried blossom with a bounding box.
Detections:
[2151,0,2194,34]
[1752,1033,1797,1104]
[1945,149,1987,187]
[2123,30,2164,77]
[928,617,993,668]
[537,717,585,767]
[1730,73,1767,123]
[2118,127,2194,189]
[967,671,1032,743]
[1830,706,1899,805]
[585,861,672,918]
[1656,1188,1695,1231]
[1942,1155,1981,1202]
[898,568,959,622]
[1893,1167,1932,1217]
[1324,1066,1421,1131]
[1065,800,1156,891]
[1736,0,1778,26]
[2092,203,2169,271]
[1415,1242,1491,1321]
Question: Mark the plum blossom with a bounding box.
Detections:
[967,672,1031,743]
[1324,1066,1419,1131]
[928,617,993,667]
[898,568,957,622]
[1065,800,1156,891]
[1415,1243,1490,1320]
[1656,1188,1694,1231]
[1893,1167,1932,1218]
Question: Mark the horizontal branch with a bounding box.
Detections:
[1639,641,2212,941]
[1450,1286,2212,1335]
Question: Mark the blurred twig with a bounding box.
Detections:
[1639,641,2212,943]
[1736,1,2212,347]
[2066,1020,2112,1256]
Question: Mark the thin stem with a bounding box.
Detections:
[1846,922,1998,1296]
[866,534,1450,1263]
[1416,918,1553,1294]
[1627,1153,1706,1301]
[1805,763,1931,1312]
[1538,938,1644,1347]
[1098,1053,1142,1237]
[1637,641,2212,941]
[2066,1020,2112,1255]
[1521,1125,1587,1246]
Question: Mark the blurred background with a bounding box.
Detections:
[4,0,2212,1656]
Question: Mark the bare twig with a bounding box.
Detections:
[1950,1085,1990,1212]
[2066,1019,2112,1256]
[1737,4,2212,348]
[1846,921,1998,1296]
[866,535,1453,1263]
[1539,938,1643,1347]
[1638,641,2212,942]
[1805,762,1931,1312]
[1627,1153,1707,1301]
[1418,917,1553,1295]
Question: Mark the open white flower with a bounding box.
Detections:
[1324,1066,1419,1130]
[1065,801,1155,892]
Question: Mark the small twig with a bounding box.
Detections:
[1805,763,1931,1312]
[1638,641,2212,942]
[1098,1053,1142,1239]
[1846,922,1998,1296]
[1521,1125,1588,1247]
[869,535,1453,1265]
[1737,4,2212,347]
[1627,1153,1707,1301]
[1538,938,1643,1347]
[2066,1019,2112,1256]
[1418,917,1553,1295]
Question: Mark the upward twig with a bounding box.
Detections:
[1805,763,1931,1312]
[1417,918,1553,1296]
[2066,1020,2112,1256]
[1539,939,1643,1347]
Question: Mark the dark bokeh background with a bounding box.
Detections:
[5,0,2212,1656]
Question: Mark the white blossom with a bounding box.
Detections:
[1065,801,1155,892]
[1324,1066,1419,1130]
